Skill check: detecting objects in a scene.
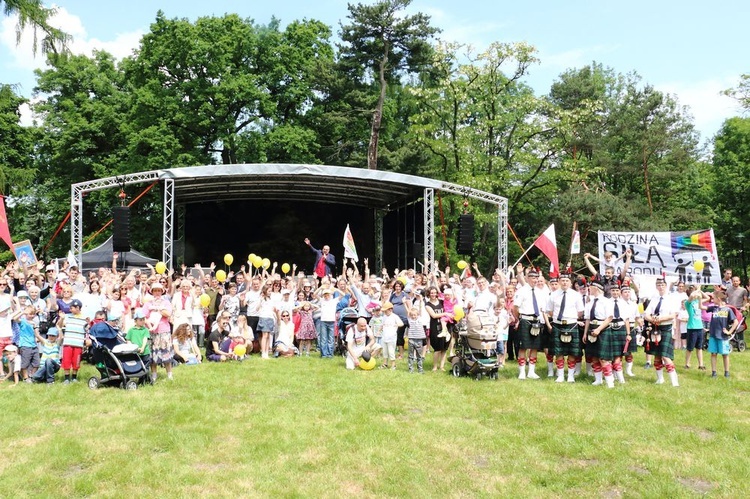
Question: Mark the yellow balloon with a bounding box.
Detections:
[216,270,227,283]
[248,253,256,263]
[359,357,376,370]
[457,260,468,270]
[234,344,247,357]
[224,254,234,266]
[637,303,644,314]
[262,258,271,269]
[694,260,705,272]
[397,276,407,286]
[155,261,167,274]
[281,263,291,274]
[252,256,262,269]
[199,293,210,308]
[454,306,465,321]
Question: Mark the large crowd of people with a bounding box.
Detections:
[1,240,748,387]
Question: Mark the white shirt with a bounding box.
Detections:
[546,289,584,322]
[584,295,614,321]
[515,284,545,318]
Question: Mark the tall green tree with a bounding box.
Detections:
[338,0,439,169]
[712,117,750,253]
[0,84,35,193]
[1,0,69,54]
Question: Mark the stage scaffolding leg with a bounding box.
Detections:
[498,201,507,271]
[424,188,434,274]
[71,184,84,268]
[163,178,174,267]
[175,204,185,266]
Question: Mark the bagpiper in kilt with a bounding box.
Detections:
[643,277,679,386]
[545,273,584,383]
[620,286,640,376]
[605,286,631,384]
[513,270,545,380]
[584,281,614,388]
[542,277,559,377]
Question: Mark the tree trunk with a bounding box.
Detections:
[368,46,389,170]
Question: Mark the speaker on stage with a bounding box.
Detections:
[112,206,131,253]
[457,214,474,254]
[412,242,423,259]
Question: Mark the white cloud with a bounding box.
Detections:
[538,44,621,72]
[657,76,743,141]
[1,6,143,72]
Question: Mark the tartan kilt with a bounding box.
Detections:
[553,324,580,357]
[626,325,639,354]
[519,318,543,350]
[645,325,675,359]
[541,326,555,351]
[584,328,602,358]
[608,324,628,358]
[598,327,624,360]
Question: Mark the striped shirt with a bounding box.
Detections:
[40,339,61,362]
[407,318,426,340]
[62,315,88,348]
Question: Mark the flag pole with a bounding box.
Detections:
[510,225,549,269]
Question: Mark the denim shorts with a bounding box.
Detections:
[257,317,275,333]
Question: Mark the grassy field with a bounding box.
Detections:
[2,347,749,498]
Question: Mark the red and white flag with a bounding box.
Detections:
[0,195,14,250]
[533,224,559,275]
[343,224,359,263]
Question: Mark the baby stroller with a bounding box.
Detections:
[87,321,151,390]
[450,311,500,380]
[336,306,360,355]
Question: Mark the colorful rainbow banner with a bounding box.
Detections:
[597,229,720,285]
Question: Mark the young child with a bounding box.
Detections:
[405,297,427,373]
[227,329,247,360]
[368,303,383,346]
[33,327,62,383]
[706,289,738,378]
[437,287,457,339]
[493,303,510,368]
[126,309,151,368]
[295,301,318,356]
[380,302,402,369]
[12,305,40,382]
[3,345,21,385]
[56,298,88,384]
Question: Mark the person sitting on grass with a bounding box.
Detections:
[3,345,21,386]
[206,312,233,362]
[225,329,248,361]
[706,289,738,379]
[32,327,62,384]
[345,317,376,370]
[126,309,151,368]
[274,311,298,357]
[172,321,201,365]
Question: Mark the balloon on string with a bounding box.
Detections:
[215,270,227,283]
[693,260,705,272]
[281,263,291,274]
[454,306,465,321]
[637,303,644,314]
[397,276,408,286]
[248,253,256,263]
[233,344,247,357]
[262,258,271,269]
[199,293,210,308]
[155,261,167,274]
[252,256,262,269]
[224,254,234,266]
[457,260,468,270]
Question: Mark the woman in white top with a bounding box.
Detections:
[255,285,277,359]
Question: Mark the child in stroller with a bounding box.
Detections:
[87,312,150,390]
[450,310,500,380]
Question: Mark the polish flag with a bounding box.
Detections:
[0,196,13,250]
[533,225,559,275]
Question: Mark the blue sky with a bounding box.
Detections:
[1,0,746,143]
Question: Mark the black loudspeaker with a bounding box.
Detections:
[112,206,131,253]
[457,214,474,254]
[412,243,423,258]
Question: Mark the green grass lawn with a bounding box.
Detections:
[2,348,749,498]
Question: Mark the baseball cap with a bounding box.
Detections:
[46,327,60,336]
[133,309,146,320]
[70,299,83,308]
[4,344,18,353]
[46,264,56,271]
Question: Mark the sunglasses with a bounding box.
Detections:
[281,314,290,318]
